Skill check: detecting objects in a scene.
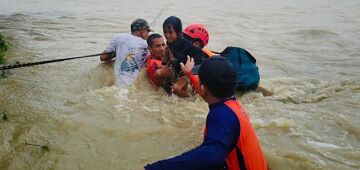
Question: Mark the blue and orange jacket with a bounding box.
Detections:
[145,98,267,170]
[204,99,267,170]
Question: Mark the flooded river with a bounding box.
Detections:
[1,0,360,169]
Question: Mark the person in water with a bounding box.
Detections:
[183,23,215,57]
[162,16,207,75]
[172,23,215,96]
[100,18,151,86]
[160,16,207,97]
[144,56,268,170]
[182,23,261,93]
[146,33,168,86]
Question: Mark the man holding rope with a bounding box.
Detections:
[100,18,151,86]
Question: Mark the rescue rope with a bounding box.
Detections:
[149,7,165,28]
[0,52,112,70]
[0,6,168,71]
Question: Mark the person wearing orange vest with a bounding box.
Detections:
[172,23,215,96]
[183,23,215,58]
[144,56,267,170]
[146,33,168,86]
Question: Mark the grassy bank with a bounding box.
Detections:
[0,33,11,64]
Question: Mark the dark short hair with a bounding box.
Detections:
[147,33,163,47]
[163,16,182,35]
[192,56,238,99]
[131,18,151,32]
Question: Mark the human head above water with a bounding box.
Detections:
[163,16,182,43]
[147,33,163,47]
[131,18,151,32]
[192,56,238,99]
[147,33,166,60]
[131,18,151,40]
[183,23,209,49]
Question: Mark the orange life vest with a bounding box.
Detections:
[146,54,162,86]
[204,100,267,170]
[202,48,216,58]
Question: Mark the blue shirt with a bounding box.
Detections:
[145,98,240,170]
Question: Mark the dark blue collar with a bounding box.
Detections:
[208,96,236,109]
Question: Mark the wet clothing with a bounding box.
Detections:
[104,33,148,86]
[167,37,207,75]
[212,99,267,170]
[146,55,162,86]
[144,97,267,170]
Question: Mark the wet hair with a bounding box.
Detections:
[163,16,182,35]
[197,56,238,99]
[147,33,163,47]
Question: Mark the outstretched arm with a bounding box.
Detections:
[100,50,115,61]
[144,107,239,170]
[100,36,117,61]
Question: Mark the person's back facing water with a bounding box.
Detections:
[100,18,151,86]
[144,56,267,170]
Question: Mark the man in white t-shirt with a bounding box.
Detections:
[100,18,151,86]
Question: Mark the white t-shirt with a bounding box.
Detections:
[105,33,148,86]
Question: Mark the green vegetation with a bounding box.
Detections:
[0,33,11,64]
[0,33,11,78]
[0,111,8,121]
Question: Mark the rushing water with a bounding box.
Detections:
[0,0,360,169]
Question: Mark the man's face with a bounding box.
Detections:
[149,37,166,60]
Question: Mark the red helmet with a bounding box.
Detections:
[183,23,209,46]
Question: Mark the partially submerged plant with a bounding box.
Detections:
[40,145,49,151]
[0,33,11,79]
[0,111,7,121]
[0,33,11,51]
[0,55,5,64]
[25,140,49,151]
[1,70,8,79]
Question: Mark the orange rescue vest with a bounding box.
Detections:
[202,48,216,58]
[146,55,162,86]
[204,100,267,170]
